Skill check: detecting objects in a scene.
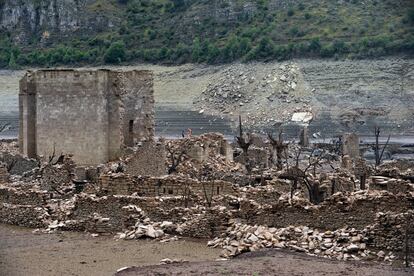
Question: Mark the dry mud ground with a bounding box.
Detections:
[0,224,412,276]
[118,251,413,276]
[0,224,220,276]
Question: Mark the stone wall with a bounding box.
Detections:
[185,133,233,163]
[241,192,414,230]
[370,177,414,194]
[0,185,48,206]
[235,147,268,169]
[19,69,154,165]
[342,133,360,160]
[124,141,166,177]
[99,174,236,198]
[367,211,414,253]
[0,203,48,228]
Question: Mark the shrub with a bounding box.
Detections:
[308,38,321,53]
[8,52,18,69]
[104,41,126,63]
[408,9,414,24]
[191,37,202,62]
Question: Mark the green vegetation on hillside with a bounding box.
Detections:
[1,0,413,68]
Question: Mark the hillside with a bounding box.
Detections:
[0,0,413,68]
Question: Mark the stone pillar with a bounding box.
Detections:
[299,126,309,147]
[341,155,352,170]
[342,133,360,160]
[0,164,9,183]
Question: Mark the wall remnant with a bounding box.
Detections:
[342,133,360,160]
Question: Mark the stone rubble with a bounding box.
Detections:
[116,205,167,240]
[193,63,313,129]
[208,222,397,263]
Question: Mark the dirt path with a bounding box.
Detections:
[0,224,220,276]
[117,249,413,276]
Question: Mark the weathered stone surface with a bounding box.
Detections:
[19,69,154,165]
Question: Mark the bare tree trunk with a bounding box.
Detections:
[290,179,297,200]
[375,127,380,166]
[405,222,410,268]
[360,174,366,190]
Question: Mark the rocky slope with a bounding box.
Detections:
[0,57,413,138]
[0,0,413,67]
[0,0,119,44]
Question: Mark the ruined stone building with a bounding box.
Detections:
[19,69,154,165]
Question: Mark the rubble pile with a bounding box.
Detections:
[370,176,414,193]
[0,151,39,176]
[193,63,313,129]
[0,140,19,155]
[166,133,243,178]
[195,65,256,112]
[208,222,396,263]
[117,205,168,240]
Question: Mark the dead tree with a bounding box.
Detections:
[268,129,289,170]
[235,115,253,172]
[0,123,10,133]
[201,181,215,208]
[374,127,391,167]
[47,144,64,165]
[235,115,252,155]
[166,140,190,174]
[282,146,327,204]
[301,148,326,204]
[405,217,413,268]
[200,166,215,208]
[181,180,192,208]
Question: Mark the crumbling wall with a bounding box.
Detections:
[107,70,154,149]
[342,133,360,160]
[370,177,414,194]
[0,203,48,228]
[99,174,235,198]
[0,152,39,175]
[235,147,268,169]
[0,185,48,206]
[124,141,166,177]
[242,192,414,230]
[367,211,414,253]
[182,133,233,163]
